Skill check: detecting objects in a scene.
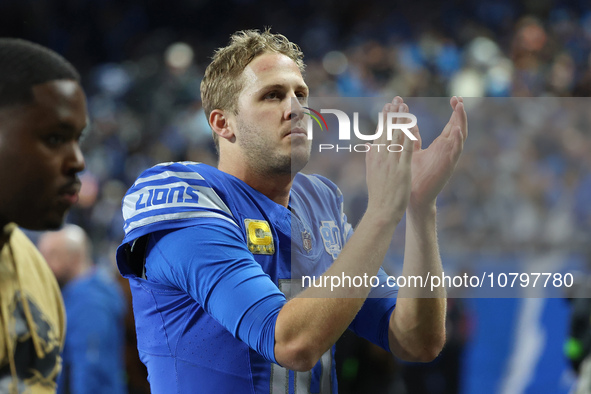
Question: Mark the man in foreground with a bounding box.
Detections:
[117,29,467,393]
[0,39,87,393]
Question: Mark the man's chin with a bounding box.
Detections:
[17,212,66,231]
[290,147,311,174]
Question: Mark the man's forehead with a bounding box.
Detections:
[32,80,82,107]
[29,80,87,128]
[242,52,303,86]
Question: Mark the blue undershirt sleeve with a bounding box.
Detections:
[144,219,286,364]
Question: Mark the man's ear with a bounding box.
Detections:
[209,109,235,142]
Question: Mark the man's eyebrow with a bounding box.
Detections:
[50,122,77,133]
[298,84,310,94]
[56,121,87,134]
[256,83,309,94]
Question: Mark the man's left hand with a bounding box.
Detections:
[398,96,468,213]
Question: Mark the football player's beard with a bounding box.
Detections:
[238,124,310,176]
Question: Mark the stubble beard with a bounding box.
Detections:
[238,121,310,176]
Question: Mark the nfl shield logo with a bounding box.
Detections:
[302,230,312,252]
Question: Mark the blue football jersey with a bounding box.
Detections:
[116,162,397,393]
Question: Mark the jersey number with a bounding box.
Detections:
[271,280,332,394]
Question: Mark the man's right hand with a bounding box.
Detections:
[365,97,415,225]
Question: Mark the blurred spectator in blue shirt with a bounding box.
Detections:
[39,225,126,394]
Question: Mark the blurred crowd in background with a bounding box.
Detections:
[3,0,591,392]
[2,0,589,258]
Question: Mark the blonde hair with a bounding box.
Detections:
[200,29,305,150]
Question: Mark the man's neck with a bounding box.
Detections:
[0,222,15,250]
[218,161,293,208]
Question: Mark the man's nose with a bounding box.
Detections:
[63,142,86,175]
[288,97,304,122]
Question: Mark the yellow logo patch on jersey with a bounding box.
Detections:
[245,219,275,255]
